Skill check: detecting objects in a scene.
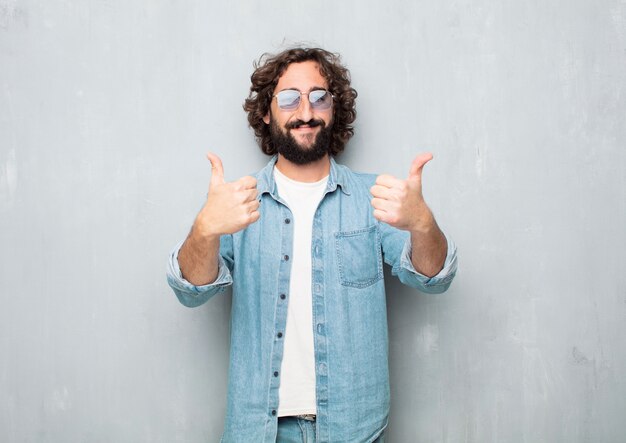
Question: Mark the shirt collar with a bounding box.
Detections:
[256,155,351,199]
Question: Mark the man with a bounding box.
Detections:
[167,47,457,443]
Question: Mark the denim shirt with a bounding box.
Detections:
[167,156,458,443]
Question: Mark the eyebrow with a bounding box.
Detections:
[277,86,328,93]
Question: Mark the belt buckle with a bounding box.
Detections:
[295,414,316,421]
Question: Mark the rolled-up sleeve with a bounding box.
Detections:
[166,241,233,307]
[396,234,458,293]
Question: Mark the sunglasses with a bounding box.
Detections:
[272,89,334,111]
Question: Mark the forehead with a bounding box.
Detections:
[275,61,328,91]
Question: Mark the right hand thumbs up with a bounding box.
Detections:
[194,152,260,237]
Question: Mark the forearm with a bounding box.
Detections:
[178,222,221,286]
[409,213,447,278]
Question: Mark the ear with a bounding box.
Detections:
[263,113,270,125]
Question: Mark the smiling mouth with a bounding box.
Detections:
[286,119,324,130]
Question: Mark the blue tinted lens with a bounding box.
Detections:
[276,90,301,110]
[309,90,332,109]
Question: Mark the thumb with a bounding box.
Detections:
[408,152,433,179]
[206,152,225,185]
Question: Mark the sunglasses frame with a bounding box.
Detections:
[272,89,335,111]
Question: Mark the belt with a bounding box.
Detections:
[294,414,316,421]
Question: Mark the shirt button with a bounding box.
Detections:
[284,218,291,224]
[283,255,290,261]
[277,332,283,338]
[274,371,279,377]
[280,293,286,300]
[271,409,277,416]
[317,323,324,334]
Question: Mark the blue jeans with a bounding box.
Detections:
[276,417,385,443]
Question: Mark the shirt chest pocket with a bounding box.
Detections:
[334,225,383,289]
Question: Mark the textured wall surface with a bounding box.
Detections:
[1,1,625,442]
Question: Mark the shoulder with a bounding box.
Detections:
[333,161,378,194]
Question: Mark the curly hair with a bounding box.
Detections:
[243,47,357,156]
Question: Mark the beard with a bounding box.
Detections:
[269,115,332,165]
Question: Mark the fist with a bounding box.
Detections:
[370,153,435,232]
[194,152,260,237]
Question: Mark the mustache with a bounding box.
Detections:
[285,119,325,130]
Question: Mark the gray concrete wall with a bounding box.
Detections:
[1,1,624,442]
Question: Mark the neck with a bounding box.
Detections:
[275,154,331,182]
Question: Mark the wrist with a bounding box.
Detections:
[409,209,437,235]
[191,217,222,243]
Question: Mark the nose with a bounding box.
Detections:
[294,94,313,122]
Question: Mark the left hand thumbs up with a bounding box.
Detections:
[370,152,435,232]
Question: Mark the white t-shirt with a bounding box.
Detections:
[274,166,328,417]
